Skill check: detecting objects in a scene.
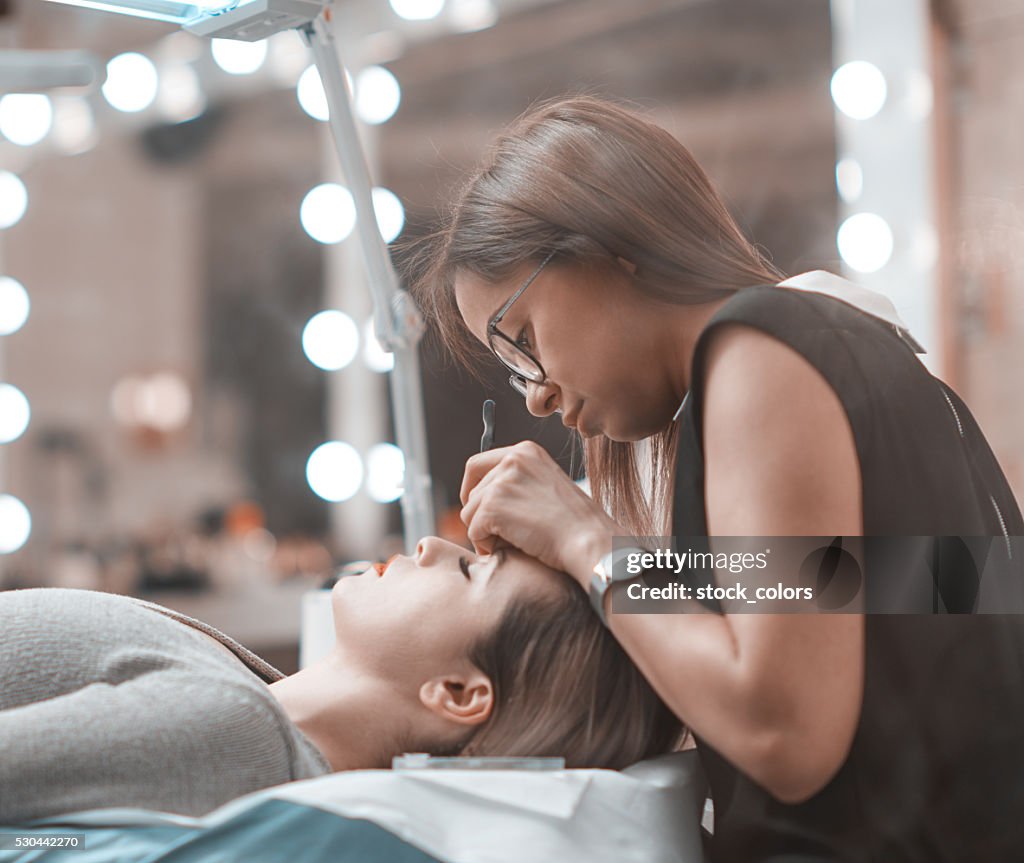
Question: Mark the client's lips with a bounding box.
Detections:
[372,554,401,577]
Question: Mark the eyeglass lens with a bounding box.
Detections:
[490,334,544,381]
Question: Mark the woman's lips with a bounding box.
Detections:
[572,404,598,438]
[563,402,584,431]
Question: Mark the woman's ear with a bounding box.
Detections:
[418,671,494,727]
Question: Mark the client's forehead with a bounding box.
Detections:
[489,547,562,595]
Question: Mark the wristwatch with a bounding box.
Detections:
[590,546,649,627]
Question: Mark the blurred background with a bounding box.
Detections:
[0,0,1020,669]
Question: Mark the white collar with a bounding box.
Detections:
[776,270,926,353]
[674,271,924,422]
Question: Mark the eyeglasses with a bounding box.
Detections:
[487,252,555,399]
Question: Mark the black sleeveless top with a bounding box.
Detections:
[673,286,1024,862]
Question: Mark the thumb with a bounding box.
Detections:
[471,535,496,555]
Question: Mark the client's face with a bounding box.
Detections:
[330,537,560,680]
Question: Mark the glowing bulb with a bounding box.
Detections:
[302,310,359,371]
[0,384,30,444]
[296,64,353,121]
[372,187,405,242]
[300,183,356,245]
[50,98,97,155]
[910,223,939,271]
[835,158,863,203]
[905,69,934,121]
[0,494,31,555]
[157,64,206,122]
[103,53,159,113]
[139,372,192,431]
[450,0,498,32]
[389,0,445,21]
[837,213,894,273]
[157,31,204,64]
[0,277,30,335]
[211,38,268,75]
[363,318,395,373]
[0,172,28,229]
[366,443,405,503]
[297,65,328,121]
[268,30,311,86]
[831,61,887,120]
[0,94,53,147]
[356,66,401,125]
[242,527,276,563]
[110,373,190,431]
[307,441,364,502]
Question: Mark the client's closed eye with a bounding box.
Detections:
[458,557,472,580]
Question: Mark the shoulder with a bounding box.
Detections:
[698,323,863,536]
[697,284,884,358]
[0,588,182,649]
[128,663,306,780]
[699,320,832,429]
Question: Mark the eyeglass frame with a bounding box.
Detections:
[486,251,556,397]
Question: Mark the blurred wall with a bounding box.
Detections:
[4,126,241,556]
[5,0,1020,577]
[951,0,1024,503]
[385,0,839,511]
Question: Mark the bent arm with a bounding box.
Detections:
[572,324,865,803]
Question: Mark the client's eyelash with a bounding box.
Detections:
[458,557,472,580]
[515,328,531,350]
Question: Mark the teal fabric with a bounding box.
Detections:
[0,799,440,863]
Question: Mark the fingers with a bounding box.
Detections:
[459,441,559,558]
[459,461,501,538]
[459,440,548,505]
[471,535,511,556]
[469,533,496,556]
[461,459,516,554]
[460,446,515,506]
[464,497,497,552]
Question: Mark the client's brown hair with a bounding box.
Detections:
[462,572,683,769]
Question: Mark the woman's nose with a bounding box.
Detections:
[525,379,561,418]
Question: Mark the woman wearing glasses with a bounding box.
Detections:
[412,95,1024,861]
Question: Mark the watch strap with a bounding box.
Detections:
[589,546,648,627]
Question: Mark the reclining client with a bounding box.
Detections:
[0,536,681,824]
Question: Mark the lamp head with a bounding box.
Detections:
[43,0,327,40]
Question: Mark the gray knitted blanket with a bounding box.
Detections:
[0,587,330,823]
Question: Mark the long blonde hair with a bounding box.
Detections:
[410,95,783,534]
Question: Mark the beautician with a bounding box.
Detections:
[413,96,1024,861]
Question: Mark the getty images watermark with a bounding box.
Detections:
[609,536,1024,614]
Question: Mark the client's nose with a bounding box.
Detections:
[417,536,462,569]
[416,536,447,565]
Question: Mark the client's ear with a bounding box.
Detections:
[418,672,494,727]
